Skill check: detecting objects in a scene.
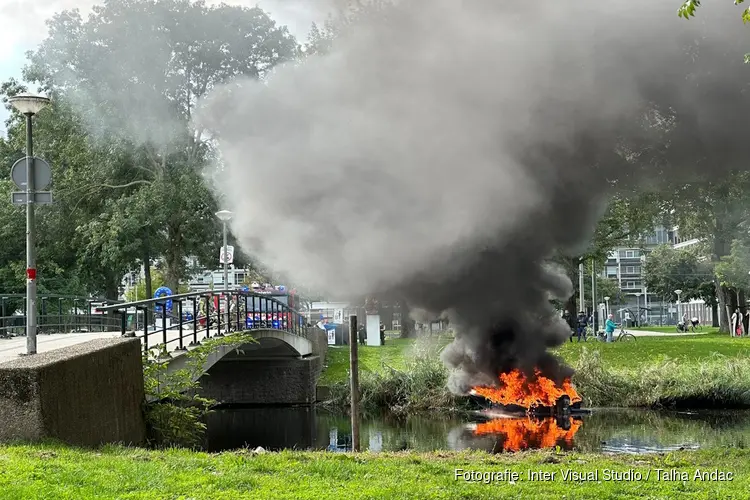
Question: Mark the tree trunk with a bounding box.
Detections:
[711,301,719,327]
[164,224,183,294]
[143,244,153,327]
[399,299,416,338]
[715,279,732,334]
[712,223,731,333]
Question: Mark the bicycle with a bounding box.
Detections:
[597,325,636,342]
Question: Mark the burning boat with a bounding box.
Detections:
[464,369,589,451]
[469,368,589,417]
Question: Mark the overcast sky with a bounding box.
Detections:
[0,0,325,134]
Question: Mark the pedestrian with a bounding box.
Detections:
[576,310,588,342]
[379,321,386,346]
[605,313,617,343]
[562,310,575,342]
[358,324,366,345]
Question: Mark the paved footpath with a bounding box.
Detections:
[0,331,121,364]
[624,329,709,337]
[0,325,224,365]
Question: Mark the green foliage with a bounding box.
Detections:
[643,244,715,304]
[715,239,750,290]
[124,269,189,301]
[572,347,750,408]
[322,336,471,416]
[141,331,257,448]
[678,0,750,22]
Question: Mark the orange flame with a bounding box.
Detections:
[471,369,581,409]
[474,417,582,451]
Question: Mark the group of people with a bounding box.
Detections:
[730,309,749,337]
[562,310,620,342]
[563,310,591,342]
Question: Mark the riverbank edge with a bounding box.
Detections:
[0,443,748,499]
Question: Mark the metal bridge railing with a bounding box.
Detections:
[0,294,123,338]
[96,290,307,354]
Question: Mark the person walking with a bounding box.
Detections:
[605,314,617,343]
[563,310,575,342]
[576,311,589,342]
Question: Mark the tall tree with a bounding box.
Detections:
[23,0,299,292]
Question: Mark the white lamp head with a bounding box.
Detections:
[215,210,233,222]
[8,93,51,115]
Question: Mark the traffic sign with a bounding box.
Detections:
[220,245,234,264]
[11,157,52,190]
[11,191,53,205]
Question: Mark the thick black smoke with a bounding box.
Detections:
[197,0,750,392]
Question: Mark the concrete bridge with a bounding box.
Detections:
[0,290,328,447]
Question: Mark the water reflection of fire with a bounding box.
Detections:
[473,417,582,452]
[470,369,582,409]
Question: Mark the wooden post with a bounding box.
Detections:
[349,314,360,451]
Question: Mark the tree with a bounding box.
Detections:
[23,0,299,292]
[678,0,750,23]
[124,269,189,301]
[642,244,717,324]
[714,238,750,319]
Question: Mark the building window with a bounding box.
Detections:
[626,281,637,289]
[606,266,618,277]
[623,266,640,274]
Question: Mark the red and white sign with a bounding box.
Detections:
[219,245,234,265]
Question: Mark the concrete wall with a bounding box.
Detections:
[0,338,146,447]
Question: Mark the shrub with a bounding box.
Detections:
[142,332,257,448]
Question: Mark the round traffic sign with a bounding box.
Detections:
[11,157,52,191]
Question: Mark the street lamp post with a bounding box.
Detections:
[604,296,610,319]
[215,210,233,334]
[215,210,233,290]
[634,292,642,327]
[9,93,50,355]
[674,289,682,324]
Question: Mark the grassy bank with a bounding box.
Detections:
[320,333,750,412]
[1,443,749,499]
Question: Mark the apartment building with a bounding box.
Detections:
[601,225,708,324]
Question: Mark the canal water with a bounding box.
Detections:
[203,406,750,454]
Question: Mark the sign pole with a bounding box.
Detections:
[25,114,37,355]
[349,314,360,451]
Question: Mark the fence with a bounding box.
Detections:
[0,294,123,337]
[96,289,307,354]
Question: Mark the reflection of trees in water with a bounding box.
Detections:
[573,409,750,452]
[208,407,750,453]
[318,412,465,452]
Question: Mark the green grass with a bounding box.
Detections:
[1,443,749,499]
[319,337,451,385]
[556,332,750,369]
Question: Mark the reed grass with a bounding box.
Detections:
[322,335,750,414]
[572,348,750,408]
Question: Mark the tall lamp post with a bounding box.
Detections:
[9,93,51,355]
[604,296,610,319]
[634,292,642,327]
[216,210,233,334]
[215,210,233,290]
[674,289,682,324]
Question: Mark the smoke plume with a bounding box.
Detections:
[197,0,750,392]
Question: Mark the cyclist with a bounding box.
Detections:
[605,314,617,343]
